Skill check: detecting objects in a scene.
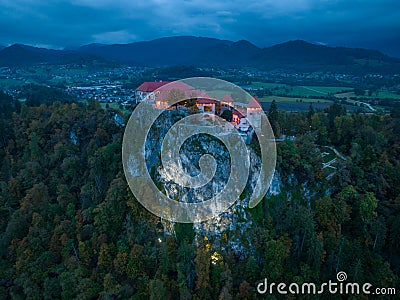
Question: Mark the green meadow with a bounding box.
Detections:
[258,95,333,103]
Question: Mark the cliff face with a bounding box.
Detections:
[145,111,282,255]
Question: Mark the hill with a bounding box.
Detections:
[255,40,400,73]
[74,37,400,73]
[78,36,232,66]
[0,44,96,66]
[1,37,399,74]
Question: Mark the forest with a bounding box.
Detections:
[0,91,399,299]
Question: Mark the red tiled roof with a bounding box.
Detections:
[232,108,245,118]
[167,81,196,94]
[188,89,211,99]
[135,81,171,92]
[221,94,234,103]
[157,81,196,101]
[136,81,221,106]
[247,96,262,109]
[196,98,216,104]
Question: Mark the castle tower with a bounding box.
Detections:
[246,96,262,131]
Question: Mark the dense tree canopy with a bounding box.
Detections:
[0,96,399,298]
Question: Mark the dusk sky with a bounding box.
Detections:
[1,0,400,56]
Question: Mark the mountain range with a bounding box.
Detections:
[1,36,399,74]
[0,44,91,66]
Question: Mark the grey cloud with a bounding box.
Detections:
[0,0,399,56]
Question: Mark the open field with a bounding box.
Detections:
[336,91,400,99]
[245,82,287,89]
[287,86,353,97]
[248,81,400,101]
[0,78,26,89]
[100,102,131,115]
[377,91,400,99]
[100,102,120,110]
[258,95,333,103]
[18,66,89,77]
[246,81,354,97]
[261,101,360,112]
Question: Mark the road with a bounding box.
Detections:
[351,100,376,112]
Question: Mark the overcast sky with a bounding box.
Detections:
[1,0,399,56]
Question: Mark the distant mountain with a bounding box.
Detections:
[77,36,258,67]
[0,44,95,66]
[193,39,261,67]
[78,36,232,66]
[1,37,399,74]
[77,37,400,73]
[78,43,108,52]
[254,40,400,73]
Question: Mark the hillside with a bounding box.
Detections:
[0,44,95,66]
[1,37,399,74]
[255,40,400,73]
[76,37,400,73]
[0,99,399,298]
[78,36,232,66]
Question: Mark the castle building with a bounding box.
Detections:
[134,82,263,133]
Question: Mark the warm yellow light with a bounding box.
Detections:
[211,251,223,265]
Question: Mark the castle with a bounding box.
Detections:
[135,81,263,135]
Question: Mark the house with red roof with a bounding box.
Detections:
[134,82,263,134]
[246,96,262,112]
[232,108,244,125]
[196,97,216,113]
[154,81,197,109]
[221,94,234,109]
[135,81,170,103]
[229,96,263,132]
[245,96,262,131]
[136,81,217,112]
